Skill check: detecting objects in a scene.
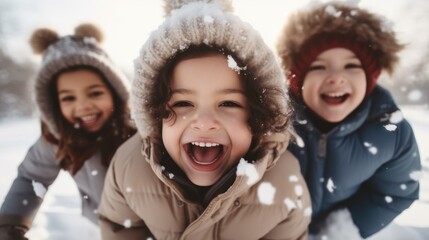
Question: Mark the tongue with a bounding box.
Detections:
[192,146,222,164]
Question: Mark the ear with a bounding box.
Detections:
[30,28,59,54]
[74,23,104,43]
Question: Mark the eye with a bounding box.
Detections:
[220,101,242,108]
[345,63,362,69]
[308,64,325,71]
[89,90,105,98]
[171,101,193,108]
[60,95,75,102]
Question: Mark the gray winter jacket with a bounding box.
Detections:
[0,136,107,228]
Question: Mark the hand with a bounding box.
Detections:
[0,225,29,240]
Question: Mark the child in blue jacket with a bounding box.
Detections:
[277,1,422,239]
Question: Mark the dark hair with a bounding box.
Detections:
[151,45,289,159]
[42,65,136,175]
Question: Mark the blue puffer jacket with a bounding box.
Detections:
[288,85,421,238]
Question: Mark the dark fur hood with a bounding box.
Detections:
[277,1,404,75]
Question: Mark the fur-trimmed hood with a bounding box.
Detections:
[30,23,130,137]
[277,1,404,75]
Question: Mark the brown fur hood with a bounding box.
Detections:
[276,1,404,75]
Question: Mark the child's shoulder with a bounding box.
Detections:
[259,150,309,201]
[110,133,150,173]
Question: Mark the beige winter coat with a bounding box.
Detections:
[98,133,311,240]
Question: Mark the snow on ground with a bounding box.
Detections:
[0,105,428,240]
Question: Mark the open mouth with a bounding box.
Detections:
[321,92,350,105]
[184,142,225,170]
[76,113,101,128]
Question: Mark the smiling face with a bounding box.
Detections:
[57,69,114,132]
[162,53,252,186]
[302,48,367,123]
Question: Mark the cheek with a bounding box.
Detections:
[100,98,115,112]
[162,119,180,155]
[59,104,73,122]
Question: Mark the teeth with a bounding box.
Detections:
[81,114,97,122]
[191,142,220,147]
[326,92,346,98]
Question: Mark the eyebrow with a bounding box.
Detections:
[58,84,106,94]
[171,88,245,95]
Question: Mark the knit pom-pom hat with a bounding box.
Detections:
[31,23,130,137]
[132,0,289,140]
[276,1,404,98]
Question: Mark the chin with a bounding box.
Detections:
[189,175,218,187]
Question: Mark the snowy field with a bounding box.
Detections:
[0,105,428,240]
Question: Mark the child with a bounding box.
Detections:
[276,1,422,239]
[0,23,136,239]
[98,0,311,239]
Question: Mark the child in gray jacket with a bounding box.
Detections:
[0,23,135,239]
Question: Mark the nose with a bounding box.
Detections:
[326,71,345,85]
[75,98,92,113]
[191,108,220,131]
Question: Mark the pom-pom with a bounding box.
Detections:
[74,23,103,43]
[163,0,233,16]
[30,28,59,54]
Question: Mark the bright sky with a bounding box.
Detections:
[1,0,428,75]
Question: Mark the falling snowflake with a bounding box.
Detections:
[389,110,404,124]
[384,124,397,131]
[363,142,378,155]
[32,180,47,199]
[368,146,378,155]
[400,184,407,190]
[385,196,393,203]
[168,173,175,179]
[284,198,296,210]
[297,119,307,125]
[236,158,259,186]
[325,5,342,17]
[295,136,305,148]
[409,170,423,181]
[295,185,303,197]
[126,187,133,193]
[91,170,98,176]
[326,178,336,193]
[257,182,276,205]
[408,89,422,102]
[83,37,97,45]
[289,175,298,182]
[22,199,28,206]
[227,55,247,73]
[123,219,132,228]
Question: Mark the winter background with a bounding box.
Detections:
[0,0,428,239]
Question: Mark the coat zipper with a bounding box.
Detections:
[318,134,327,159]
